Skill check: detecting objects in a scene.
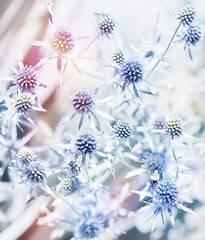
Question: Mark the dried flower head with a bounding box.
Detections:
[50,27,74,56]
[165,116,184,139]
[177,4,196,26]
[113,120,133,139]
[72,91,95,115]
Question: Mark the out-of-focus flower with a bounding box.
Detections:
[164,116,185,139]
[177,4,197,26]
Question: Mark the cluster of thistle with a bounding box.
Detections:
[0,1,204,239]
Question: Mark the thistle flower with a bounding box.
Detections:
[14,92,36,115]
[67,160,81,176]
[75,133,97,166]
[70,90,114,130]
[75,215,104,240]
[20,161,46,185]
[98,14,116,38]
[16,147,38,165]
[165,116,184,139]
[13,64,44,94]
[113,120,134,140]
[181,25,202,60]
[56,175,81,195]
[153,117,166,130]
[139,151,169,180]
[177,4,197,26]
[112,49,125,65]
[133,179,195,228]
[120,60,143,97]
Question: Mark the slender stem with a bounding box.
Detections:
[153,0,162,43]
[147,23,181,79]
[77,33,100,57]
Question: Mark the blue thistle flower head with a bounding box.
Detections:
[183,26,201,46]
[120,60,143,97]
[153,117,166,130]
[150,179,179,217]
[75,133,97,156]
[72,91,95,115]
[140,151,168,180]
[177,4,196,26]
[113,120,133,139]
[21,161,46,185]
[13,65,39,93]
[165,116,184,139]
[76,216,103,240]
[68,160,81,176]
[99,14,116,37]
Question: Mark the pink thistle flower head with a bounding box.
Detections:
[13,64,39,93]
[50,26,74,56]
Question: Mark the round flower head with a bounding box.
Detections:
[99,14,116,37]
[177,4,196,26]
[56,176,80,195]
[183,26,201,46]
[75,133,97,156]
[112,49,125,64]
[120,60,143,97]
[13,65,39,93]
[140,151,168,180]
[153,117,166,130]
[76,217,103,240]
[151,179,179,217]
[50,26,74,56]
[113,120,133,139]
[165,116,184,139]
[68,160,81,176]
[14,92,36,115]
[21,161,46,185]
[72,91,95,115]
[16,147,38,165]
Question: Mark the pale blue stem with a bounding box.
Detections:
[147,23,181,79]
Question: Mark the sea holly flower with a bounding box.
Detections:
[133,179,195,229]
[120,60,144,97]
[74,215,104,240]
[164,116,185,139]
[112,49,125,65]
[56,175,81,196]
[0,56,46,95]
[15,147,38,165]
[139,150,169,180]
[70,89,114,131]
[181,25,202,60]
[113,119,134,140]
[74,132,97,167]
[3,92,46,127]
[177,4,197,26]
[30,23,86,85]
